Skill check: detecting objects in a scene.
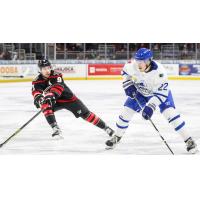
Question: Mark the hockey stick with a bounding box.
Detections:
[0,110,42,148]
[0,86,52,148]
[134,96,174,155]
[0,75,24,78]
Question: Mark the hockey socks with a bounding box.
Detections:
[41,103,57,126]
[83,112,106,129]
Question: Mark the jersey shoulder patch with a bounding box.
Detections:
[159,73,164,78]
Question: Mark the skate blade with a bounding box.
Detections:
[105,145,116,150]
[52,135,64,140]
[188,148,199,154]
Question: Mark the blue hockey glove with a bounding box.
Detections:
[123,80,137,99]
[142,103,156,120]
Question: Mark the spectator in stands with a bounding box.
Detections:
[0,50,11,60]
[56,44,64,51]
[76,43,84,51]
[181,44,188,59]
[0,51,4,60]
[153,43,160,50]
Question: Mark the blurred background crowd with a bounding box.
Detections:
[1,43,200,61]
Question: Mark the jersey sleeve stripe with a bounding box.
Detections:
[32,80,46,85]
[49,75,62,79]
[32,90,42,98]
[153,92,168,98]
[52,84,64,91]
[50,87,62,96]
[50,85,64,93]
[154,95,164,104]
[168,115,180,123]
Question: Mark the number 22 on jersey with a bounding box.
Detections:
[158,83,168,91]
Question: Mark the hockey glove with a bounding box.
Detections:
[34,94,45,109]
[123,80,137,99]
[44,92,56,107]
[142,103,156,120]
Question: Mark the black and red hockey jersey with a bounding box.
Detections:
[32,70,77,103]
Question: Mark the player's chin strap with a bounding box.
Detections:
[0,87,51,148]
[144,65,151,72]
[132,88,174,155]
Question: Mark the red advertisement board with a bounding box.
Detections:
[88,64,124,76]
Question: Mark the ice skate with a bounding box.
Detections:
[185,137,198,154]
[105,135,121,149]
[52,125,64,140]
[104,126,114,137]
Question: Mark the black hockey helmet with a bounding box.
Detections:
[38,59,51,69]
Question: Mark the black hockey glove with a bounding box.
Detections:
[34,94,45,109]
[44,92,56,107]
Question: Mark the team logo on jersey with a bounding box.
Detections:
[165,101,170,106]
[135,81,152,96]
[159,73,164,77]
[77,110,82,114]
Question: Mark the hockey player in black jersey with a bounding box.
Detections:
[32,59,114,139]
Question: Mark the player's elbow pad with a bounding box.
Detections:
[50,84,64,98]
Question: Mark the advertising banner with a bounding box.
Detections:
[53,64,87,78]
[88,64,124,76]
[179,64,193,75]
[179,64,200,76]
[0,64,38,79]
[191,64,200,75]
[163,64,179,76]
[88,63,180,77]
[1,63,200,82]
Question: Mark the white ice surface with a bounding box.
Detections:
[0,80,200,154]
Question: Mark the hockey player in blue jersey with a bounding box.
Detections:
[106,48,198,154]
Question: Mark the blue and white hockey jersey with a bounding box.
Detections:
[122,60,175,112]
